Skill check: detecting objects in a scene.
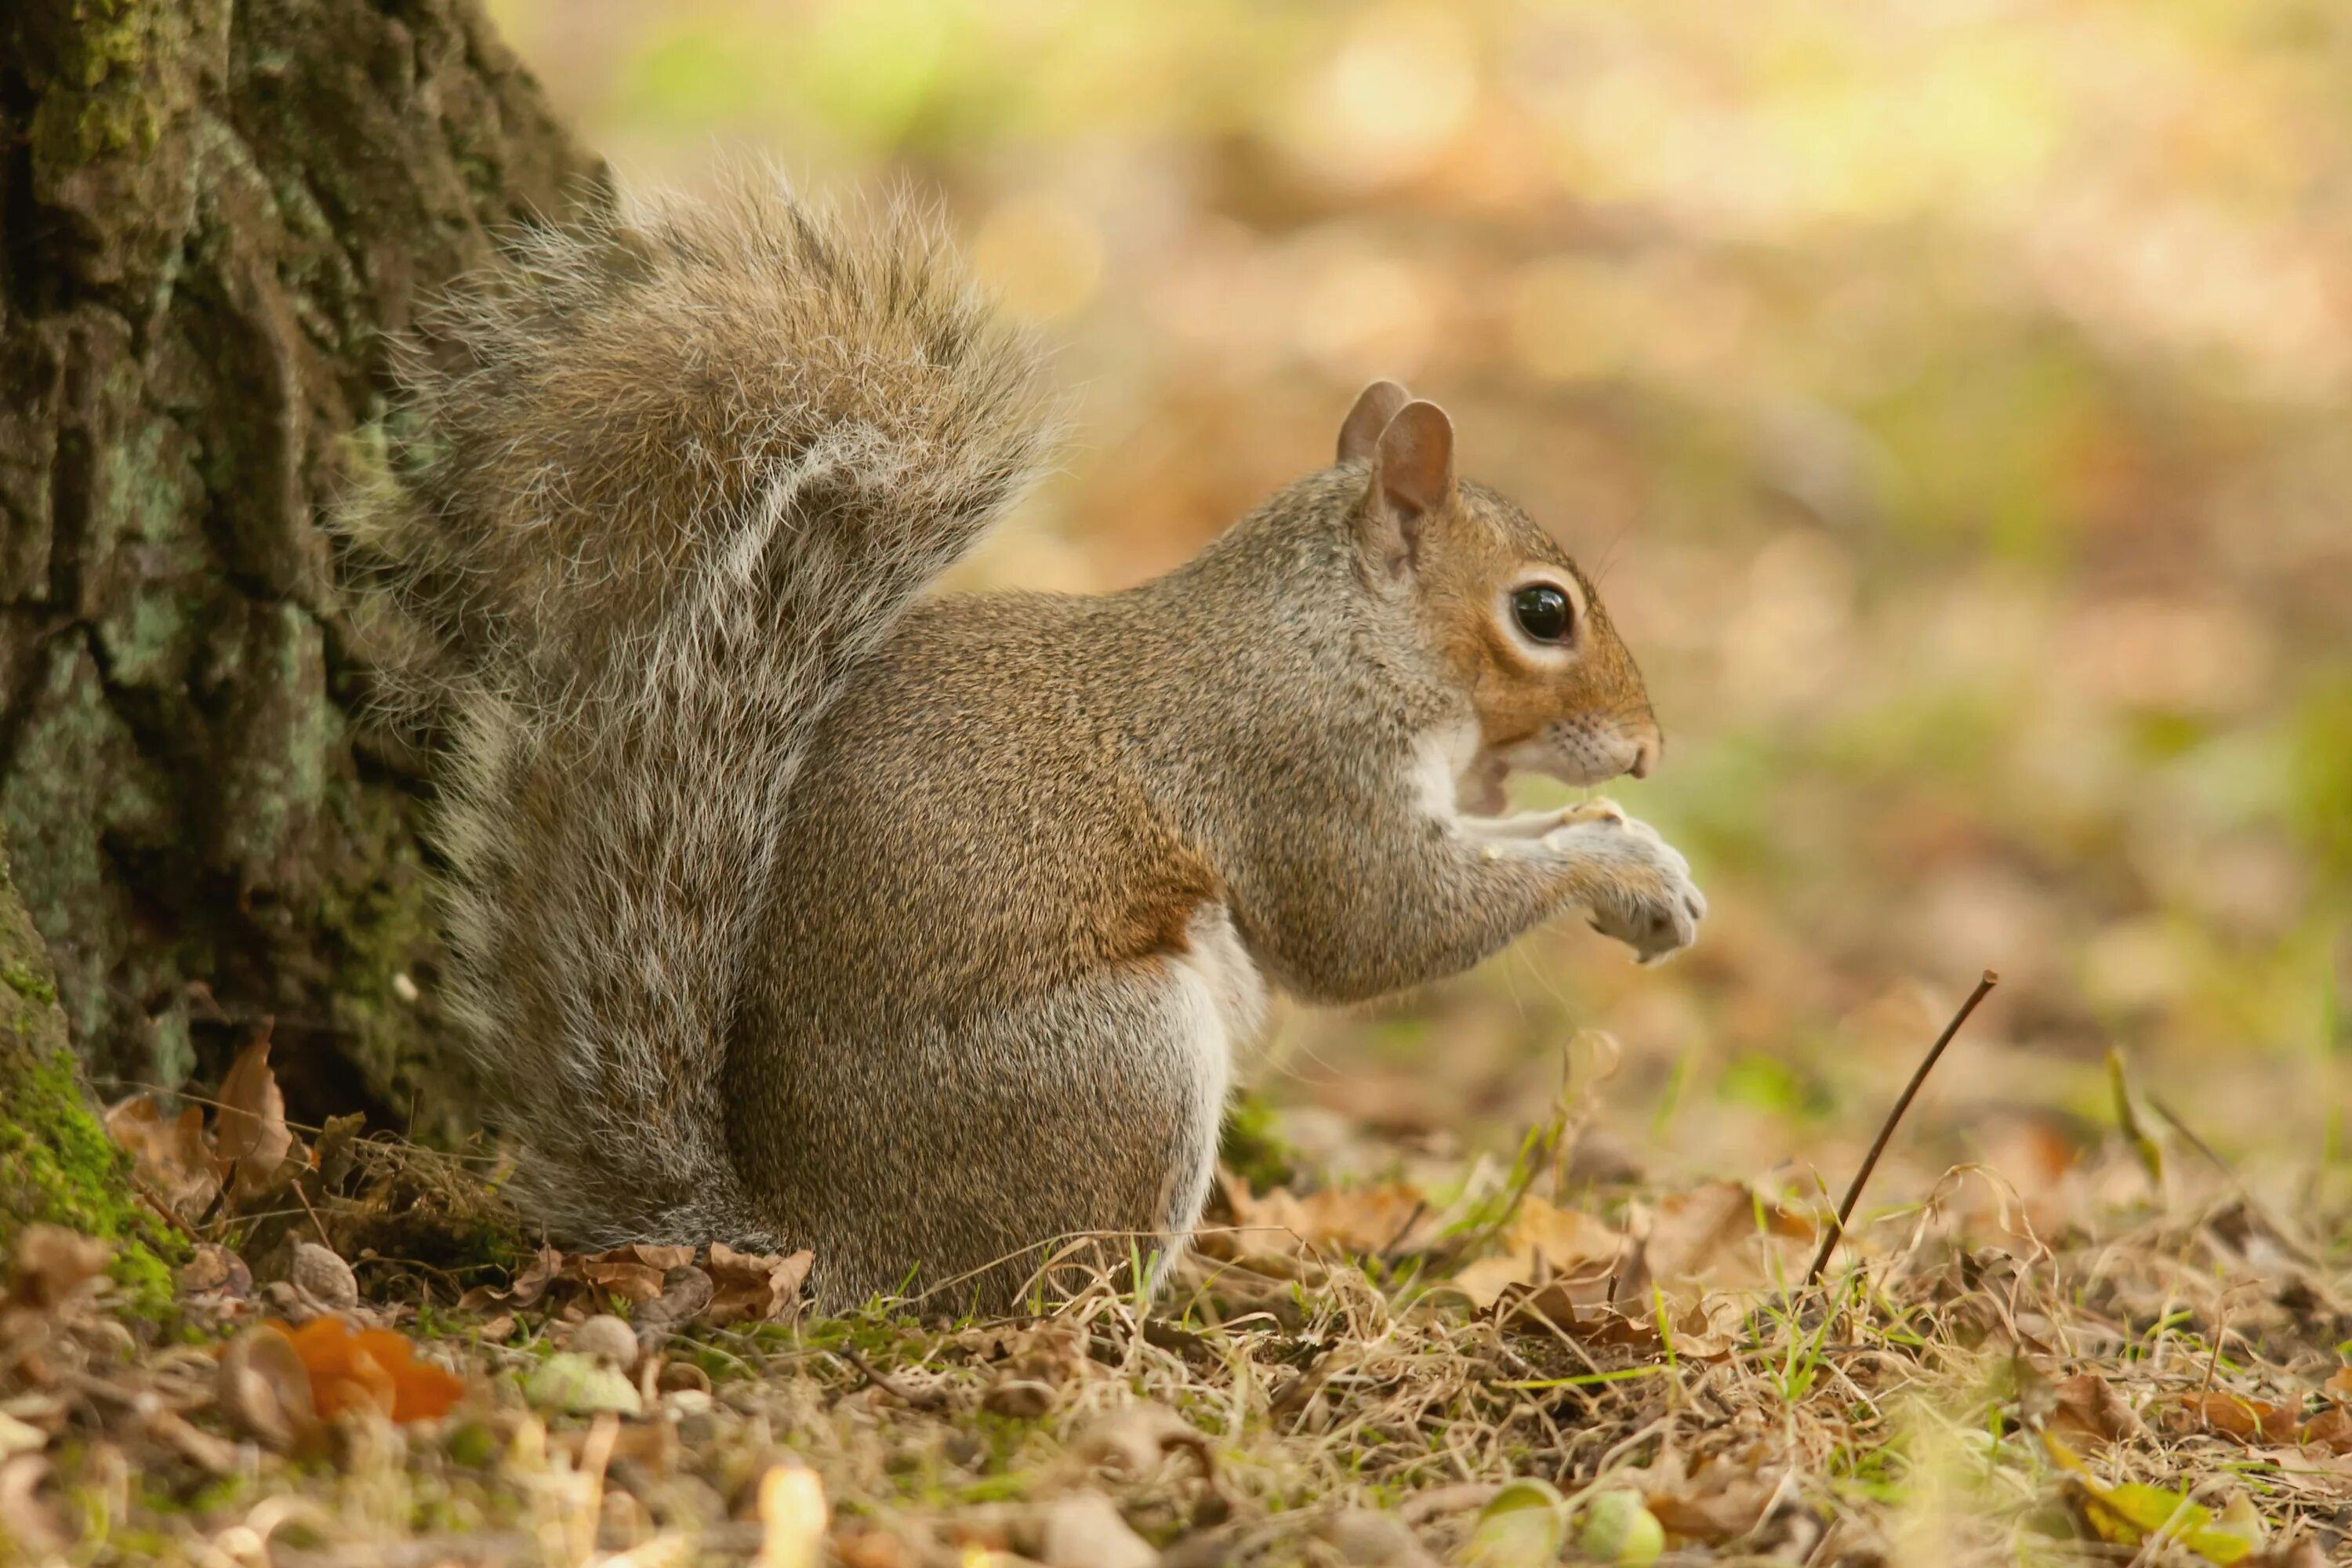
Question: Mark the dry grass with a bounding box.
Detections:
[9,1082,2351,1568]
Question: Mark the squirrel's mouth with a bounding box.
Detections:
[1483,724,1655,792]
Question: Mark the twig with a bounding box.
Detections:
[837,1346,944,1410]
[129,1174,201,1241]
[1806,971,1999,1287]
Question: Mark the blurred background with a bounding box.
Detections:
[487,0,2351,1221]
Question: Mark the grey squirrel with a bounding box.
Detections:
[343,175,1704,1313]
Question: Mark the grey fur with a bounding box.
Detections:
[344,173,1702,1315]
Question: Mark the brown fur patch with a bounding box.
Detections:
[1110,851,1225,965]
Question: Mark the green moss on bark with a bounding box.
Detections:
[0,833,180,1314]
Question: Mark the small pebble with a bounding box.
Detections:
[290,1242,359,1312]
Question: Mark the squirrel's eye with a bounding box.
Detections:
[1512,584,1572,643]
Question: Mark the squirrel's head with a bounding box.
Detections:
[1337,380,1662,808]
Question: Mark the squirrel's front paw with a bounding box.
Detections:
[1544,809,1706,964]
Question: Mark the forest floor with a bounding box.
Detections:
[7,1025,2352,1568]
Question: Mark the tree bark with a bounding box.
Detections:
[0,0,601,1144]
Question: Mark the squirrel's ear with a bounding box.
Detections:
[1337,379,1414,463]
[1363,400,1456,572]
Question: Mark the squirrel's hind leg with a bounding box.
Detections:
[797,913,1261,1316]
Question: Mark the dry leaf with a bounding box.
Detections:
[2179,1392,2299,1446]
[634,1265,717,1337]
[606,1243,697,1271]
[707,1244,813,1325]
[178,1243,252,1301]
[2299,1406,2352,1454]
[2049,1371,2143,1446]
[1064,1405,1215,1484]
[1224,1176,1436,1258]
[103,1094,220,1221]
[982,1379,1057,1418]
[576,1242,700,1305]
[1488,1285,1729,1360]
[458,1244,566,1311]
[1646,1469,1773,1544]
[1453,1194,1628,1310]
[215,1029,295,1201]
[6,1225,111,1311]
[579,1259,668,1302]
[1638,1180,1813,1293]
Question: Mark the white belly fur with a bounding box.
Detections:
[1155,906,1265,1245]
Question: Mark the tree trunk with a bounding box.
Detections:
[0,0,601,1152]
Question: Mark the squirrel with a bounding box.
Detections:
[341,174,1704,1314]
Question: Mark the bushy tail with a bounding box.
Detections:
[340,172,1054,1245]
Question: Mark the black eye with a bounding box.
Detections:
[1512,584,1571,643]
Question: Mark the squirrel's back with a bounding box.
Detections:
[341,174,1054,1245]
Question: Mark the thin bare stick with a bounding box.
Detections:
[1806,971,1999,1287]
[837,1345,945,1410]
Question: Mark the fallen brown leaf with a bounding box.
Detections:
[707,1244,813,1325]
[214,1027,296,1202]
[1451,1193,1628,1310]
[457,1243,566,1312]
[2299,1406,2352,1454]
[2049,1371,2144,1447]
[103,1094,220,1221]
[1646,1468,1773,1544]
[178,1243,252,1301]
[1223,1175,1436,1258]
[578,1242,700,1305]
[5,1225,111,1312]
[634,1265,717,1335]
[2178,1391,2300,1446]
[1638,1179,1814,1292]
[579,1260,667,1302]
[1489,1283,1730,1359]
[1064,1404,1215,1484]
